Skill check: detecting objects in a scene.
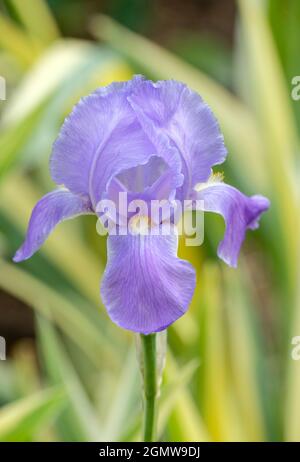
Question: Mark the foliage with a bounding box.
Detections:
[0,0,299,441]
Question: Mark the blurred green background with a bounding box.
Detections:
[0,0,299,442]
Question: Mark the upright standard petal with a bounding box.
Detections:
[50,77,156,205]
[50,76,183,208]
[101,228,196,334]
[13,189,92,262]
[195,183,270,267]
[128,78,227,196]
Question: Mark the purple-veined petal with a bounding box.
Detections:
[195,182,270,267]
[103,168,179,231]
[117,155,168,193]
[13,189,93,262]
[51,77,153,205]
[50,76,183,208]
[100,227,196,334]
[110,154,183,201]
[128,78,227,197]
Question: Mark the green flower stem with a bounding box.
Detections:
[141,333,158,442]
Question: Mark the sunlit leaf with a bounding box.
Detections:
[7,0,60,45]
[0,12,41,67]
[237,0,299,292]
[0,387,65,442]
[0,101,48,181]
[37,315,102,441]
[0,259,117,368]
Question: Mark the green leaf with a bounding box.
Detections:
[0,100,48,181]
[197,264,246,441]
[125,353,206,442]
[0,387,65,442]
[7,0,60,45]
[164,354,210,442]
[223,264,267,441]
[101,346,139,442]
[237,0,299,292]
[37,315,102,442]
[158,356,200,439]
[0,259,117,368]
[0,12,40,67]
[269,0,300,132]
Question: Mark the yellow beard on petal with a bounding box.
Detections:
[128,215,152,235]
[194,171,224,192]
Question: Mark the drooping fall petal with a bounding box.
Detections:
[101,227,196,334]
[195,182,270,267]
[13,189,92,262]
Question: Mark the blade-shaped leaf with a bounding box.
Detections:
[0,259,117,368]
[0,387,65,442]
[7,0,59,45]
[0,12,40,67]
[37,315,102,442]
[0,100,48,181]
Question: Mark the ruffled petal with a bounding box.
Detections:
[100,227,196,334]
[13,189,92,262]
[128,78,227,197]
[50,76,183,208]
[50,76,155,205]
[117,155,168,193]
[195,183,270,267]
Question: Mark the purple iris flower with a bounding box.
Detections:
[13,76,269,334]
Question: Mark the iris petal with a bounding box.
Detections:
[13,189,92,262]
[51,78,155,206]
[128,78,227,197]
[100,227,196,334]
[195,183,270,267]
[50,76,184,208]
